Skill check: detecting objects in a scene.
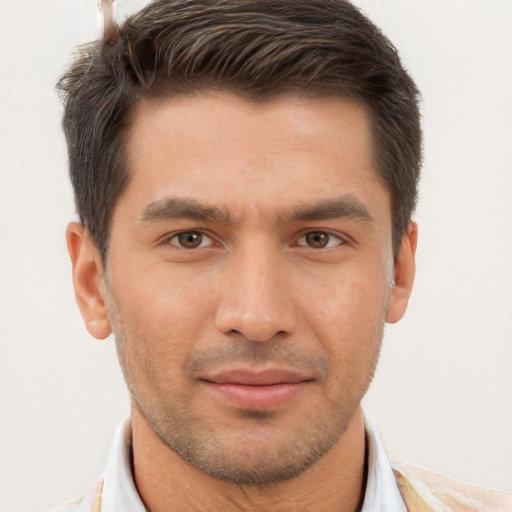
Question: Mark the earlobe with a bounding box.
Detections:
[66,222,112,339]
[386,221,418,324]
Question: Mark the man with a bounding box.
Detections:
[55,1,511,511]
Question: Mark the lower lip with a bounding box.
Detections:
[205,382,308,409]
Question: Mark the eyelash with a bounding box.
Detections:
[165,231,215,249]
[296,231,344,249]
[163,230,345,250]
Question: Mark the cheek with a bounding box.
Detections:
[111,262,217,326]
[108,266,220,376]
[299,262,391,328]
[296,265,389,374]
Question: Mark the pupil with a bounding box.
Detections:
[307,232,328,248]
[179,232,202,248]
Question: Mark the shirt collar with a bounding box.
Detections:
[101,421,147,512]
[100,418,407,512]
[361,416,408,512]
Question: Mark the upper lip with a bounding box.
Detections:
[202,368,313,386]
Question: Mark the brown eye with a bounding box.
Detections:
[305,232,329,248]
[169,231,212,249]
[298,231,343,249]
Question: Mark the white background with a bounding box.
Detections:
[0,1,511,510]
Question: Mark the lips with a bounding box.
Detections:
[201,368,313,409]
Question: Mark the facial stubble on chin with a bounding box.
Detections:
[112,316,385,486]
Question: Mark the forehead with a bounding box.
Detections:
[129,91,373,159]
[119,91,388,221]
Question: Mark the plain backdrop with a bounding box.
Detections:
[0,1,511,511]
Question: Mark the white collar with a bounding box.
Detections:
[100,418,406,512]
[101,421,147,512]
[361,416,408,512]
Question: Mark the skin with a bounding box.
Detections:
[67,92,417,512]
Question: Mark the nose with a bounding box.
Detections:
[214,242,299,342]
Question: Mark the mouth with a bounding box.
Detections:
[201,368,314,410]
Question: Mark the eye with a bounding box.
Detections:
[167,231,214,249]
[297,231,343,249]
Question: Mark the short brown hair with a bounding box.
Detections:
[57,0,422,261]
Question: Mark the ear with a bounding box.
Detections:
[386,221,418,324]
[66,222,112,339]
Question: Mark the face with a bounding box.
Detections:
[68,92,416,484]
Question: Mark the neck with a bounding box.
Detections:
[131,404,367,512]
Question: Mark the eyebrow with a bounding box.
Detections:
[139,195,373,225]
[281,196,373,224]
[139,197,233,224]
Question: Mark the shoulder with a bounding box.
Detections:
[392,460,512,512]
[49,480,103,512]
